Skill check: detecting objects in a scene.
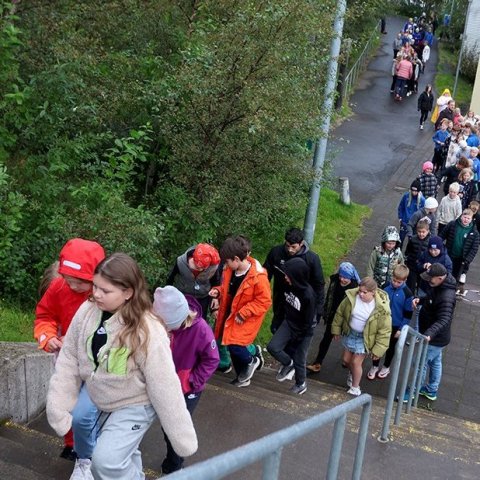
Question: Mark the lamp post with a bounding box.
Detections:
[303,0,347,245]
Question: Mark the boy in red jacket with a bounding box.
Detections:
[34,238,105,471]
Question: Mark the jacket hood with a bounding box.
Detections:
[381,226,400,243]
[442,273,458,290]
[58,238,105,281]
[283,257,310,291]
[184,295,203,326]
[345,287,390,311]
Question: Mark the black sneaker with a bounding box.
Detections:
[217,364,233,374]
[255,344,264,371]
[59,446,77,462]
[238,356,260,383]
[230,378,251,388]
[290,382,307,395]
[276,360,295,382]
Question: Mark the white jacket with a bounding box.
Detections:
[422,45,430,63]
[46,301,198,457]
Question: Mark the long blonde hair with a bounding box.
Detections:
[94,253,161,361]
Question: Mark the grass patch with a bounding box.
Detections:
[0,302,35,342]
[435,43,473,112]
[254,188,371,346]
[0,189,370,348]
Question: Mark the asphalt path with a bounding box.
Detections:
[330,16,439,205]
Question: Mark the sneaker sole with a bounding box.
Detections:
[419,391,437,401]
[276,368,295,382]
[238,357,261,383]
[230,379,251,387]
[291,387,307,395]
[255,345,264,371]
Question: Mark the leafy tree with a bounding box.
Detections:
[1,0,383,303]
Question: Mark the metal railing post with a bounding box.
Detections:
[395,336,416,423]
[326,414,347,480]
[352,401,372,480]
[379,326,408,442]
[262,449,283,480]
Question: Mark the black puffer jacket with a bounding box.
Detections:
[419,273,456,347]
[440,219,480,264]
[417,91,434,112]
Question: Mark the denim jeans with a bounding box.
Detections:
[421,344,444,393]
[228,345,254,376]
[72,383,98,459]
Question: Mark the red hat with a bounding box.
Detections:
[58,238,106,281]
[192,243,220,269]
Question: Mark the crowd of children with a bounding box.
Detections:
[36,16,480,479]
[391,14,435,101]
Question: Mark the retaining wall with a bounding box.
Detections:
[0,342,54,423]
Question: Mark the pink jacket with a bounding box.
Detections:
[396,60,413,80]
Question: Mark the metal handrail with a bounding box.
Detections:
[341,20,381,106]
[164,395,372,480]
[379,324,428,442]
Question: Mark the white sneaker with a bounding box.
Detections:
[420,124,424,130]
[70,459,94,480]
[347,386,361,396]
[347,372,352,388]
[367,366,379,380]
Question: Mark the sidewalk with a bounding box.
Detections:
[309,16,480,422]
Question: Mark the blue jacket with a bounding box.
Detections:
[384,282,413,328]
[397,191,425,224]
[467,134,480,148]
[424,31,433,46]
[432,130,450,150]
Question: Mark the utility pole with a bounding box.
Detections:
[453,0,472,98]
[303,0,347,245]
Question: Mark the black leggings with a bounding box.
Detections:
[420,109,429,125]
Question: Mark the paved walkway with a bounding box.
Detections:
[309,16,480,423]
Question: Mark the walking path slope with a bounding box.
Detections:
[313,15,480,424]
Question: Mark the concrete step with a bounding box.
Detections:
[7,368,479,480]
[0,421,71,479]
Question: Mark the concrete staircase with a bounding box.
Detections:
[1,368,479,480]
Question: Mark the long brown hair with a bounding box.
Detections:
[94,253,160,361]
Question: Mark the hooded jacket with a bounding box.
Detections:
[213,257,271,346]
[34,239,105,351]
[263,242,325,320]
[282,257,317,335]
[166,247,221,299]
[418,273,457,347]
[407,207,438,237]
[170,295,219,394]
[416,244,453,274]
[46,301,198,458]
[367,227,404,288]
[331,288,392,358]
[323,273,359,325]
[398,191,425,224]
